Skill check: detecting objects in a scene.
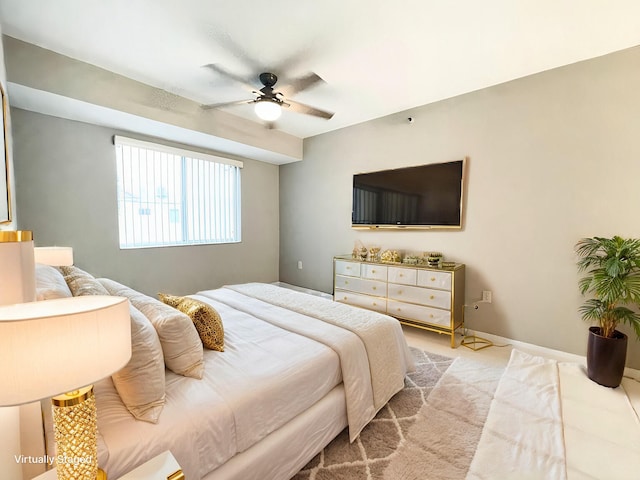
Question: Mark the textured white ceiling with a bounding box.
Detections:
[1,0,640,138]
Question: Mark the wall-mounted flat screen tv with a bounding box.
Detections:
[352,159,466,229]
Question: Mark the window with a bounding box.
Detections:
[114,136,242,249]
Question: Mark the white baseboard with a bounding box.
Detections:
[464,328,640,381]
[462,328,584,362]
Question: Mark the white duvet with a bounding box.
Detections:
[94,283,413,479]
[201,283,415,441]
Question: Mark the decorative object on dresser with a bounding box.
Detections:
[352,240,369,261]
[426,251,443,267]
[576,236,640,388]
[334,255,465,347]
[379,249,401,263]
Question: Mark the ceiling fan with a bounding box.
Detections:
[201,65,334,123]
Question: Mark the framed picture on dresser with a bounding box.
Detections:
[1,81,10,224]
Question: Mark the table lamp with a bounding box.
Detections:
[34,246,74,267]
[0,230,36,479]
[0,295,131,480]
[0,230,35,305]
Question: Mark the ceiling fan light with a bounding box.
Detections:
[254,99,282,121]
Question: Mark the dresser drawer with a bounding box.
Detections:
[361,264,388,281]
[335,260,361,277]
[417,270,452,291]
[387,284,451,309]
[335,289,387,313]
[388,266,417,285]
[387,300,451,328]
[335,275,387,296]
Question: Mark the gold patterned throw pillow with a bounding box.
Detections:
[59,265,110,297]
[158,293,224,352]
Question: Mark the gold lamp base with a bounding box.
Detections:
[52,385,106,480]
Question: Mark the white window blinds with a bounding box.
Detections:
[114,136,242,249]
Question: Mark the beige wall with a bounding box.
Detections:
[280,46,640,368]
[11,108,280,296]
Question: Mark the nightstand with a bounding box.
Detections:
[32,451,184,480]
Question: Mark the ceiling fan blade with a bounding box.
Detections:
[200,99,252,110]
[203,64,255,91]
[284,72,325,96]
[286,100,334,120]
[207,31,263,73]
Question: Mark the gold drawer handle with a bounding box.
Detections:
[397,290,402,295]
[430,314,434,318]
[372,269,376,273]
[372,286,377,290]
[346,266,351,270]
[430,295,435,299]
[343,296,347,300]
[373,302,377,306]
[396,308,402,312]
[399,273,404,277]
[431,277,436,281]
[345,281,349,285]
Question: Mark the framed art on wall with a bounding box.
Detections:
[1,82,10,224]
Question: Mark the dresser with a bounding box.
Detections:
[333,255,465,347]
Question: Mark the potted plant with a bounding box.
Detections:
[576,236,640,387]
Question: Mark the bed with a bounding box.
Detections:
[35,265,414,480]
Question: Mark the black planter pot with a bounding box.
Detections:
[586,326,628,388]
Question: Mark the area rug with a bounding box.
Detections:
[292,348,504,480]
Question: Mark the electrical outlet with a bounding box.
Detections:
[297,260,303,270]
[482,290,492,303]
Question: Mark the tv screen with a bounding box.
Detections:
[352,159,465,228]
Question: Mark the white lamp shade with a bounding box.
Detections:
[0,295,131,406]
[254,99,282,121]
[0,231,35,305]
[34,246,74,266]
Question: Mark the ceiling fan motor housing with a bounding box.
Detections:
[259,72,278,88]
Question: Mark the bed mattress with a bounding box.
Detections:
[94,295,342,479]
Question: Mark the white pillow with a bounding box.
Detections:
[111,303,166,423]
[35,264,72,300]
[99,278,204,379]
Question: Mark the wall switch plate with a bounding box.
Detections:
[482,290,492,303]
[297,260,303,270]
